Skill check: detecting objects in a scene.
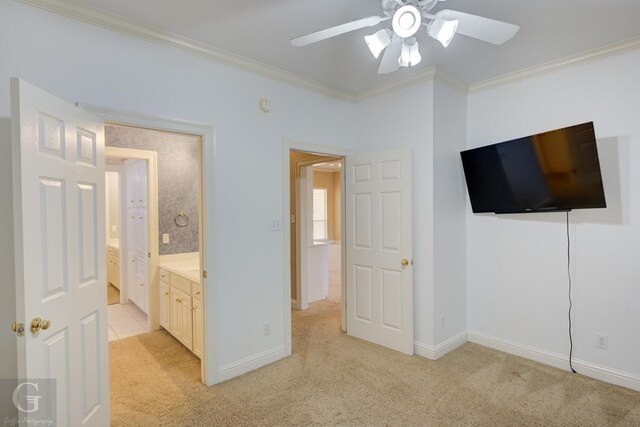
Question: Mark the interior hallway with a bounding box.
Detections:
[108,299,640,426]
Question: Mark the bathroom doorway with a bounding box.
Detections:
[103,123,207,384]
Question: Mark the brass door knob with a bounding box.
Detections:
[11,322,17,332]
[401,259,409,267]
[30,317,51,334]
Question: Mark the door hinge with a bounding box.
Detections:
[11,322,25,337]
[203,270,207,279]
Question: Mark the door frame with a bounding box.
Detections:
[79,103,218,386]
[282,138,352,356]
[105,148,157,314]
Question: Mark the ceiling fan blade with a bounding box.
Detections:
[435,9,519,45]
[378,35,403,75]
[291,16,388,47]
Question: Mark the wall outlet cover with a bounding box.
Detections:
[162,233,169,244]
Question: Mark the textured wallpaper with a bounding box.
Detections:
[106,125,200,255]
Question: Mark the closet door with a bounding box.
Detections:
[123,160,148,313]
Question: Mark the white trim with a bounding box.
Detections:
[468,331,640,392]
[217,345,287,382]
[470,35,640,92]
[15,0,640,101]
[80,103,218,387]
[414,331,468,360]
[355,66,469,101]
[17,0,352,102]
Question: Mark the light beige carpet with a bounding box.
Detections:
[107,284,120,305]
[109,300,640,426]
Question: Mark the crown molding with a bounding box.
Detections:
[17,0,640,102]
[470,35,640,92]
[355,66,469,102]
[16,0,356,102]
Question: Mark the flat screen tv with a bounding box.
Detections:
[461,122,606,214]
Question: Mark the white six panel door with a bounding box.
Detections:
[346,149,414,354]
[11,78,109,426]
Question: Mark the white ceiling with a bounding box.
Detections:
[80,0,640,96]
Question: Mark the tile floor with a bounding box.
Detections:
[108,303,148,341]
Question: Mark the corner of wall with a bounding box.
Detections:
[0,117,18,382]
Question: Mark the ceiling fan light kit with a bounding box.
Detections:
[291,0,520,75]
[427,18,459,48]
[365,28,392,58]
[399,37,421,67]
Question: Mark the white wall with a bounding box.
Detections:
[355,81,437,347]
[0,1,356,375]
[467,50,640,379]
[432,81,467,345]
[0,116,17,412]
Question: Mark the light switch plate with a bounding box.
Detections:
[162,233,169,244]
[271,219,281,231]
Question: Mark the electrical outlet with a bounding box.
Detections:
[111,225,116,232]
[271,219,281,231]
[596,334,608,350]
[263,321,271,336]
[162,234,169,244]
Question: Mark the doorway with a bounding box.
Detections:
[288,148,348,350]
[103,123,207,386]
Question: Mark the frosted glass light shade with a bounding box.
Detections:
[399,38,421,68]
[365,29,392,58]
[428,18,459,47]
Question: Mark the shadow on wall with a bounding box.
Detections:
[477,136,627,226]
[0,117,18,419]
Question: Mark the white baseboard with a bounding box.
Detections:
[217,345,287,383]
[468,330,640,392]
[414,331,468,360]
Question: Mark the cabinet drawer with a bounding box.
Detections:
[191,282,202,300]
[159,268,169,282]
[171,272,192,294]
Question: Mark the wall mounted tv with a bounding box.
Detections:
[461,122,606,214]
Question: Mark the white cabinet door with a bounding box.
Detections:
[346,149,414,354]
[124,160,148,313]
[192,297,203,359]
[169,287,182,339]
[11,78,109,425]
[159,281,170,330]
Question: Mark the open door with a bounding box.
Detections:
[346,148,414,354]
[11,78,109,425]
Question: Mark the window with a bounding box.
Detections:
[313,188,328,241]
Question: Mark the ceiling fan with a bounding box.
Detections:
[291,0,520,75]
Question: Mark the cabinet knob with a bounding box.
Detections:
[164,291,169,296]
[190,307,195,312]
[196,291,200,296]
[140,283,144,287]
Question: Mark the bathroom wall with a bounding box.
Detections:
[106,124,200,255]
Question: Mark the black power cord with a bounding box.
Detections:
[567,211,577,373]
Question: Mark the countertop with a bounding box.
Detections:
[159,260,200,283]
